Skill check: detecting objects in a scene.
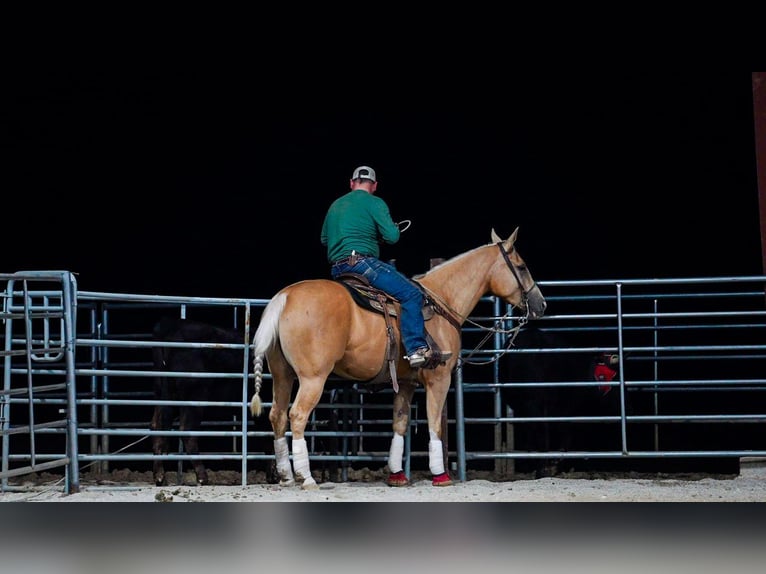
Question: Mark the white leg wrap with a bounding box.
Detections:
[291,438,314,485]
[428,430,445,476]
[274,437,294,484]
[387,433,404,474]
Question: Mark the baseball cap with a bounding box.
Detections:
[351,166,376,182]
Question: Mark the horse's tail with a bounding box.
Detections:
[250,292,287,418]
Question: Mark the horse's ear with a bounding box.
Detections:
[502,227,520,251]
[490,228,502,243]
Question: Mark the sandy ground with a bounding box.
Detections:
[4,463,766,574]
[3,460,766,502]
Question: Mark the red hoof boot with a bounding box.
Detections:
[432,472,453,486]
[387,471,409,487]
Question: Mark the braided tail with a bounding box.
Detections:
[250,354,264,417]
[249,291,286,419]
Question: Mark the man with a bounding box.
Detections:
[320,165,450,369]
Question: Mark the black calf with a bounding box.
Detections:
[503,325,621,477]
[151,317,249,486]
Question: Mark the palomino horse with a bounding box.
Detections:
[249,228,546,489]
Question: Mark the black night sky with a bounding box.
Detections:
[7,68,762,299]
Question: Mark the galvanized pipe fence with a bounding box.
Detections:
[3,271,766,494]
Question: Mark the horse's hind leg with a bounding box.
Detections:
[288,376,326,490]
[268,364,296,486]
[387,381,417,487]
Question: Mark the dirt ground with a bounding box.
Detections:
[3,459,766,502]
[4,460,766,574]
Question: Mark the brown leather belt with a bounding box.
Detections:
[333,252,373,266]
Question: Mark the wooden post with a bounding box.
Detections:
[753,73,766,277]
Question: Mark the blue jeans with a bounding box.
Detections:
[331,257,428,356]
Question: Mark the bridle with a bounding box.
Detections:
[497,242,538,308]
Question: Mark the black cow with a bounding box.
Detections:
[502,325,622,477]
[150,317,251,486]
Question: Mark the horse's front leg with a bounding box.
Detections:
[424,372,453,487]
[387,381,417,487]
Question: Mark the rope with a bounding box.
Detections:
[9,434,151,500]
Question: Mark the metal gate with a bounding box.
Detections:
[2,271,79,493]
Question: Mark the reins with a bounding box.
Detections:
[459,313,528,366]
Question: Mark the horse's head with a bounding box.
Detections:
[489,227,547,319]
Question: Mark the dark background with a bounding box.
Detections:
[6,69,762,299]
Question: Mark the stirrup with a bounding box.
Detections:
[405,347,452,369]
[405,347,429,368]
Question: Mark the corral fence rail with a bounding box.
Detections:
[2,271,765,494]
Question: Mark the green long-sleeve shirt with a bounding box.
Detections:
[320,189,400,264]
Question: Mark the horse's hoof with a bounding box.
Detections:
[279,478,296,487]
[301,477,319,491]
[387,471,409,487]
[432,472,453,486]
